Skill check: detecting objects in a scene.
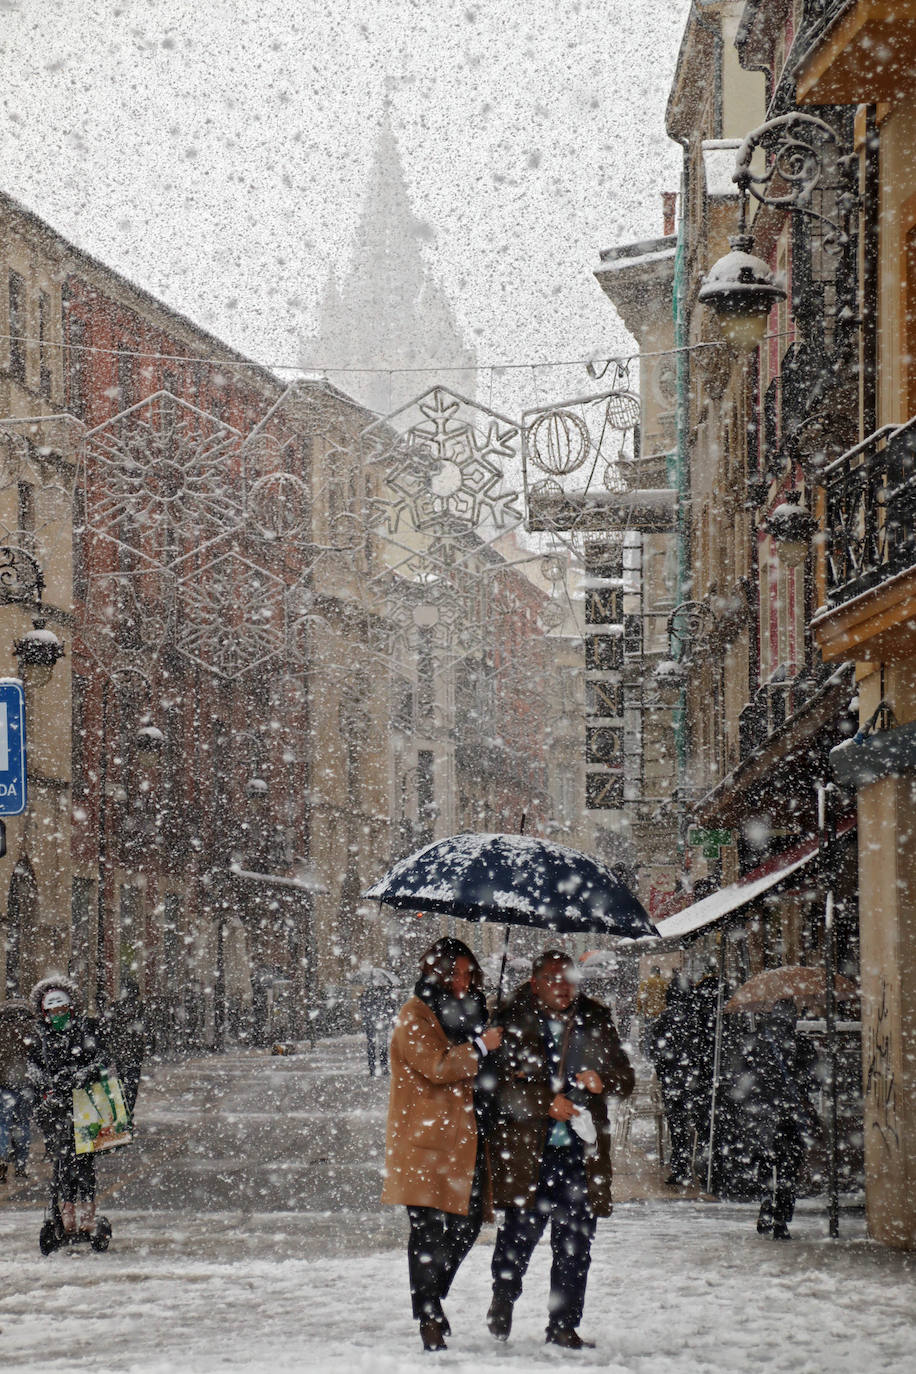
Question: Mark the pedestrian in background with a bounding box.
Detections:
[648,975,696,1186]
[359,978,397,1077]
[636,963,668,1057]
[381,937,502,1353]
[730,998,819,1239]
[101,980,146,1116]
[487,949,634,1351]
[0,997,36,1182]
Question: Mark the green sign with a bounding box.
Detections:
[688,828,732,858]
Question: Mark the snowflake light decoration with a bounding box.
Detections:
[366,387,523,535]
[82,393,245,567]
[175,548,287,680]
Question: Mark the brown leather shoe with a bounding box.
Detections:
[546,1327,595,1350]
[419,1317,447,1352]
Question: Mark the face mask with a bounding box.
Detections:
[49,1011,71,1032]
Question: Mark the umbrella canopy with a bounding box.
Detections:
[724,965,857,1015]
[578,949,620,974]
[349,965,397,988]
[364,832,657,938]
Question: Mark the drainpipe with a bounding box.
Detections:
[672,134,690,838]
[862,106,879,436]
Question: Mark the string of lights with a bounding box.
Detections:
[0,328,760,378]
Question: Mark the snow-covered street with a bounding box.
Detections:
[0,1037,912,1373]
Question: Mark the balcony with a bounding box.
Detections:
[814,418,916,662]
[796,1,916,106]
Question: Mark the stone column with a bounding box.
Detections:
[857,769,916,1249]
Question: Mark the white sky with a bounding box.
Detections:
[1,0,691,410]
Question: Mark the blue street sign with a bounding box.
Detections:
[0,678,27,816]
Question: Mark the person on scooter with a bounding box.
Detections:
[28,977,107,1238]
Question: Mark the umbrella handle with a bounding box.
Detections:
[496,924,511,1012]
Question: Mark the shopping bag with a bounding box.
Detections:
[73,1069,133,1155]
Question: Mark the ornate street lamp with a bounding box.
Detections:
[14,617,65,691]
[698,242,785,353]
[699,113,852,352]
[652,658,688,707]
[0,545,65,690]
[766,491,819,568]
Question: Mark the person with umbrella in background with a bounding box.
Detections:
[728,997,820,1239]
[487,949,634,1350]
[381,937,502,1353]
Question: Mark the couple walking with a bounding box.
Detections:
[381,937,634,1352]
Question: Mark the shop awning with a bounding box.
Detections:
[654,844,820,942]
[229,862,328,895]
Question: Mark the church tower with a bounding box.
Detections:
[304,105,477,417]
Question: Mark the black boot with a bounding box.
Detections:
[419,1317,447,1352]
[487,1292,513,1340]
[546,1327,595,1349]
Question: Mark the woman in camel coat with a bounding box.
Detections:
[382,937,502,1352]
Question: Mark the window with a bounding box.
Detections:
[70,877,94,989]
[8,271,26,384]
[117,348,134,411]
[417,627,434,717]
[417,749,435,828]
[119,884,143,988]
[38,290,52,399]
[17,480,35,552]
[67,314,87,419]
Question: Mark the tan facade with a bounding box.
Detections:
[801,2,916,1249]
[0,200,77,996]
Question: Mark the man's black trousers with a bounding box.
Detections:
[491,1141,597,1333]
[405,1145,484,1320]
[757,1119,805,1228]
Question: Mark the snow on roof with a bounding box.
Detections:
[595,247,677,275]
[702,139,743,198]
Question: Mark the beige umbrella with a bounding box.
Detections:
[725,965,856,1015]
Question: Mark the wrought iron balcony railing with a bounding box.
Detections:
[822,416,916,606]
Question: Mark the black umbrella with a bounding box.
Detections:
[364,831,656,937]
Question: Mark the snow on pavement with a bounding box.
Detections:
[1,1037,912,1372]
[0,1201,912,1373]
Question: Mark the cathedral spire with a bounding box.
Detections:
[304,105,477,416]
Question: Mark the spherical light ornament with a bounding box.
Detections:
[605,391,640,431]
[527,409,590,476]
[698,243,787,353]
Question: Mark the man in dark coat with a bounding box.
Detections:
[648,975,697,1186]
[729,998,819,1239]
[487,949,634,1350]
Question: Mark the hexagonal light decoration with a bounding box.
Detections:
[175,548,287,680]
[82,393,245,568]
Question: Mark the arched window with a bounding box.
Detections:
[5,857,37,996]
